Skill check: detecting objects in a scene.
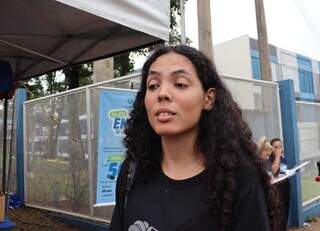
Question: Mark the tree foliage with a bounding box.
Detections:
[21,72,65,100]
[63,63,93,90]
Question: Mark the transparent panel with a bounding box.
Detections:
[25,90,90,215]
[90,76,141,221]
[24,74,142,220]
[296,102,320,204]
[109,76,141,90]
[90,87,113,221]
[222,77,281,141]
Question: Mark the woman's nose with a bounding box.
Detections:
[158,85,172,102]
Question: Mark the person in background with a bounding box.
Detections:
[270,138,291,231]
[257,136,274,163]
[110,45,281,231]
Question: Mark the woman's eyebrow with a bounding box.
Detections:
[148,69,191,77]
[171,69,191,76]
[148,70,161,76]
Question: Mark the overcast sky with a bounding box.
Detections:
[185,0,320,61]
[134,0,320,69]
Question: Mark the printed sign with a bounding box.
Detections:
[95,88,136,206]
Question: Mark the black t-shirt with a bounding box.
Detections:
[110,165,270,231]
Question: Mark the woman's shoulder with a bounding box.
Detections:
[237,164,263,196]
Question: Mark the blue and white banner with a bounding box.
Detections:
[95,88,136,206]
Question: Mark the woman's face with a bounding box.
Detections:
[260,150,272,161]
[272,140,283,155]
[144,52,214,137]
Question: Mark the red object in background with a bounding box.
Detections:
[316,161,320,182]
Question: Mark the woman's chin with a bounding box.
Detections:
[154,129,178,137]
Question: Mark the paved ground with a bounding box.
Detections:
[5,206,320,231]
[8,207,83,231]
[290,217,320,231]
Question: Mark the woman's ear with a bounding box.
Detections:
[204,88,216,110]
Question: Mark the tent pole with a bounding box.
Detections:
[2,96,8,195]
[6,96,15,213]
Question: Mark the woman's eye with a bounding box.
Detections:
[147,84,159,91]
[175,83,187,89]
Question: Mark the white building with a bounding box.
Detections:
[214,35,320,102]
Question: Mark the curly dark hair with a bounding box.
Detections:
[123,45,280,231]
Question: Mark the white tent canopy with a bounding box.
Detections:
[0,0,170,80]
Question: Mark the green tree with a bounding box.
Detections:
[63,63,93,90]
[21,72,65,100]
[114,53,135,78]
[62,64,93,212]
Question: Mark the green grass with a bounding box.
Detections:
[26,158,90,213]
[301,175,320,203]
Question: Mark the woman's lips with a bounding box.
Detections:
[155,110,176,122]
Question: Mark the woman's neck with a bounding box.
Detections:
[160,131,205,180]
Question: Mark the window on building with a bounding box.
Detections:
[298,56,311,71]
[251,49,277,80]
[251,56,261,80]
[297,56,314,98]
[299,70,314,94]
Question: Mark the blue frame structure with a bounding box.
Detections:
[278,80,304,227]
[279,80,320,222]
[15,88,26,202]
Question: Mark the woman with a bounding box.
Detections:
[270,138,290,231]
[257,136,274,162]
[110,45,280,231]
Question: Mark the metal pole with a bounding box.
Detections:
[255,0,272,81]
[2,96,8,194]
[86,88,94,217]
[197,0,214,62]
[6,97,15,213]
[180,0,186,45]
